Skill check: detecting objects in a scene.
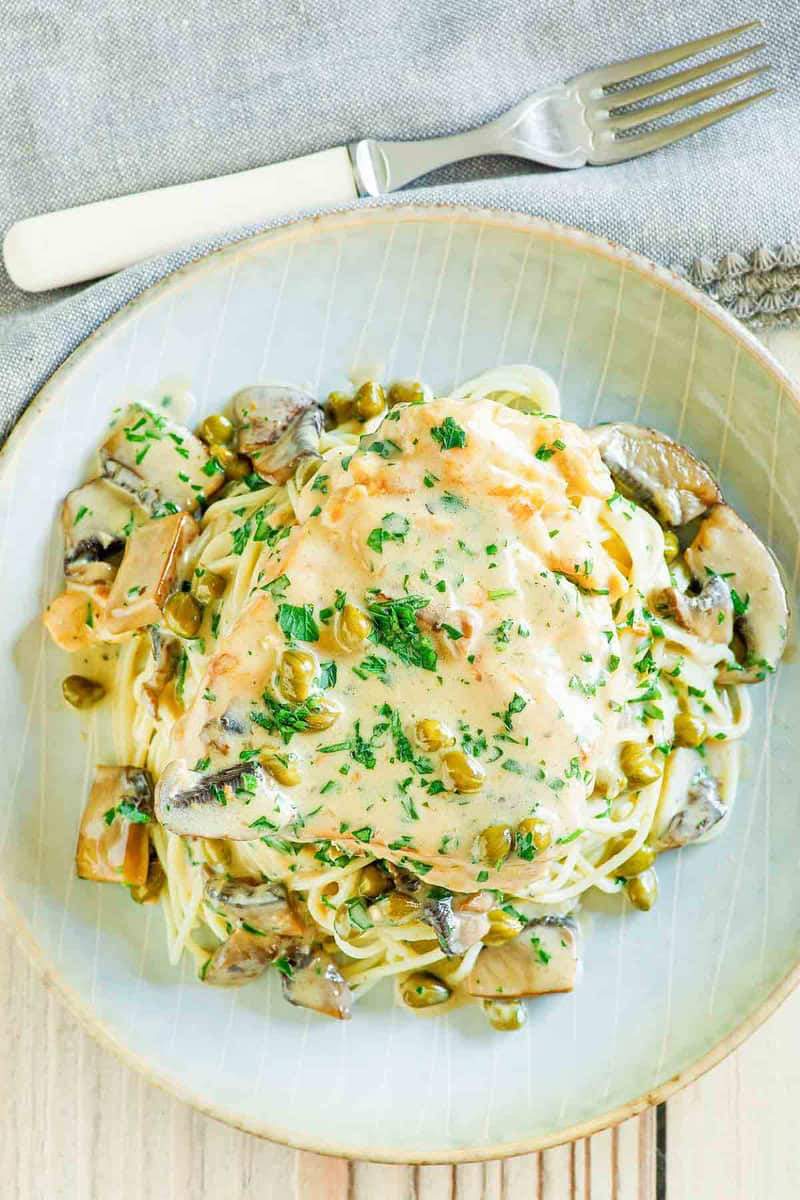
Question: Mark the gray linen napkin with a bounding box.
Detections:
[1,0,799,439]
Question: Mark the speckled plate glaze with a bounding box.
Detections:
[1,206,798,1163]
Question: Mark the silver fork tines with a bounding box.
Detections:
[350,21,773,193]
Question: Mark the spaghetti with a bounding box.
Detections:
[44,366,785,1031]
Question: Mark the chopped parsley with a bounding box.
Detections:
[367,595,437,671]
[103,798,151,826]
[277,603,319,642]
[366,512,410,554]
[430,416,467,451]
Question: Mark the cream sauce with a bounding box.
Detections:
[159,399,641,893]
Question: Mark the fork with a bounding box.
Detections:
[3,21,772,293]
[351,20,772,190]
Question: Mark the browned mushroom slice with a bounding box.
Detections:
[76,766,153,886]
[102,512,198,636]
[141,626,181,716]
[101,403,225,514]
[204,877,305,936]
[654,750,727,850]
[155,759,295,840]
[280,945,353,1020]
[684,503,790,683]
[203,928,284,986]
[129,854,166,904]
[588,423,720,526]
[651,575,733,644]
[233,385,323,483]
[467,917,579,999]
[422,889,492,956]
[63,479,145,583]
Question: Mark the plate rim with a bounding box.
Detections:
[1,201,799,1163]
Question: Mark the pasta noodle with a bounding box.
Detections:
[47,366,784,1030]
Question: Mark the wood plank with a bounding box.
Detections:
[0,914,659,1198]
[667,984,800,1200]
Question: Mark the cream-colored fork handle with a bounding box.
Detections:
[3,146,358,293]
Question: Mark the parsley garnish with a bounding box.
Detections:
[366,512,410,555]
[367,595,437,671]
[430,416,467,451]
[277,603,319,642]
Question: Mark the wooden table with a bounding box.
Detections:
[2,328,798,1200]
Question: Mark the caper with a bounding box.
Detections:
[483,998,527,1031]
[478,824,514,868]
[278,648,317,703]
[387,380,425,407]
[516,817,552,853]
[442,748,485,794]
[327,390,354,425]
[262,751,301,787]
[352,380,386,423]
[371,892,420,924]
[400,971,451,1009]
[674,712,707,748]
[304,695,342,731]
[627,867,659,911]
[663,530,680,564]
[358,863,387,899]
[62,674,106,710]
[483,908,524,946]
[209,443,250,480]
[193,569,226,605]
[163,591,203,638]
[198,412,235,446]
[606,833,656,878]
[334,603,372,652]
[620,742,663,789]
[415,718,455,752]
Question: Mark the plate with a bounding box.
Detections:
[1,206,798,1163]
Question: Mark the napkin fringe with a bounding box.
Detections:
[680,243,800,328]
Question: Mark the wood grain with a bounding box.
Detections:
[0,921,657,1198]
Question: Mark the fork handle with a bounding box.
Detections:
[3,147,358,292]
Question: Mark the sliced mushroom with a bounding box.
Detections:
[101,403,225,514]
[203,928,284,986]
[651,575,733,644]
[280,945,352,1020]
[63,479,145,583]
[102,512,198,636]
[422,889,492,956]
[233,385,323,483]
[467,916,578,999]
[684,503,789,683]
[654,749,727,849]
[204,877,305,936]
[76,766,153,886]
[43,586,106,651]
[155,758,296,840]
[588,423,721,526]
[129,854,166,904]
[200,700,252,755]
[383,860,424,894]
[141,627,181,717]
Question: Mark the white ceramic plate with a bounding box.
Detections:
[1,207,799,1163]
